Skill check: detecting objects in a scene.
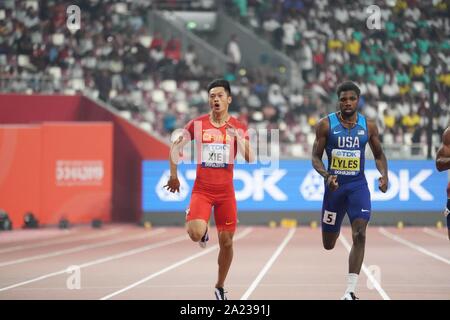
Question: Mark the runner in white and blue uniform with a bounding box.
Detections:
[312,81,389,300]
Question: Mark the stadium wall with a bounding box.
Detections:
[142,159,449,226]
[0,94,170,225]
[0,122,113,228]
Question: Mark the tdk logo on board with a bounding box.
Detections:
[300,170,325,201]
[143,160,445,212]
[233,169,287,201]
[299,169,433,202]
[365,169,433,201]
[154,168,435,202]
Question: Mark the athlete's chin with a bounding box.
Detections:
[342,109,356,116]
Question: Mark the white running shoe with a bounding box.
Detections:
[215,287,228,300]
[199,231,209,248]
[341,292,359,300]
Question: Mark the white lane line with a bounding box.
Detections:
[100,227,254,300]
[423,228,448,240]
[240,228,296,300]
[379,228,450,265]
[0,229,166,267]
[0,229,175,292]
[0,228,124,254]
[339,233,391,300]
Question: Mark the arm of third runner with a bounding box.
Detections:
[436,128,450,172]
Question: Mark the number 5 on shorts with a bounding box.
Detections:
[323,210,337,225]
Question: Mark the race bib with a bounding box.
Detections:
[201,143,230,168]
[330,149,360,176]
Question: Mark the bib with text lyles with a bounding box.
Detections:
[201,143,230,168]
[325,112,368,184]
[330,149,360,176]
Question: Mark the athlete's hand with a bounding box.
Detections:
[225,121,243,139]
[164,177,180,193]
[326,175,339,191]
[378,176,388,193]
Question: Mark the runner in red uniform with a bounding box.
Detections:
[164,79,254,300]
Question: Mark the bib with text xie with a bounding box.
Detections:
[201,143,230,168]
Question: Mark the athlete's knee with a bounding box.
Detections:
[186,220,207,242]
[220,238,233,249]
[322,232,338,250]
[352,228,366,245]
[219,233,233,249]
[188,229,203,242]
[323,241,335,250]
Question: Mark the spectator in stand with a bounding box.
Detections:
[225,34,241,74]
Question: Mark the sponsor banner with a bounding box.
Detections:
[142,160,447,212]
[0,123,113,227]
[40,123,113,224]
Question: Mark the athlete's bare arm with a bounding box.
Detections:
[226,121,255,163]
[367,120,388,193]
[312,118,338,191]
[436,128,450,172]
[164,133,190,193]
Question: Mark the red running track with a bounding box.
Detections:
[0,224,448,300]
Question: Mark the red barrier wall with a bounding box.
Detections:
[40,123,113,225]
[0,122,113,228]
[0,94,170,224]
[79,98,169,222]
[0,126,41,229]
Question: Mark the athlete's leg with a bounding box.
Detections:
[216,230,234,288]
[347,184,371,274]
[214,195,237,290]
[321,186,347,250]
[348,218,368,274]
[185,192,213,242]
[446,188,450,241]
[341,184,371,299]
[445,207,450,241]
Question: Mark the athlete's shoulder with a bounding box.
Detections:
[193,114,210,122]
[365,118,379,137]
[327,111,337,117]
[229,116,247,129]
[317,114,331,128]
[443,127,450,144]
[356,112,368,130]
[185,114,208,126]
[444,127,450,137]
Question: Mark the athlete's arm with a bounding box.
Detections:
[436,128,450,172]
[226,121,255,163]
[312,118,329,179]
[237,137,254,163]
[368,120,388,193]
[164,132,190,193]
[311,117,339,191]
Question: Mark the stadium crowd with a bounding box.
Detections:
[0,0,448,157]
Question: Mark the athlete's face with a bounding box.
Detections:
[209,87,232,113]
[338,90,359,117]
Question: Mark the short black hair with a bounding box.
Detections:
[207,79,231,96]
[336,81,360,97]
